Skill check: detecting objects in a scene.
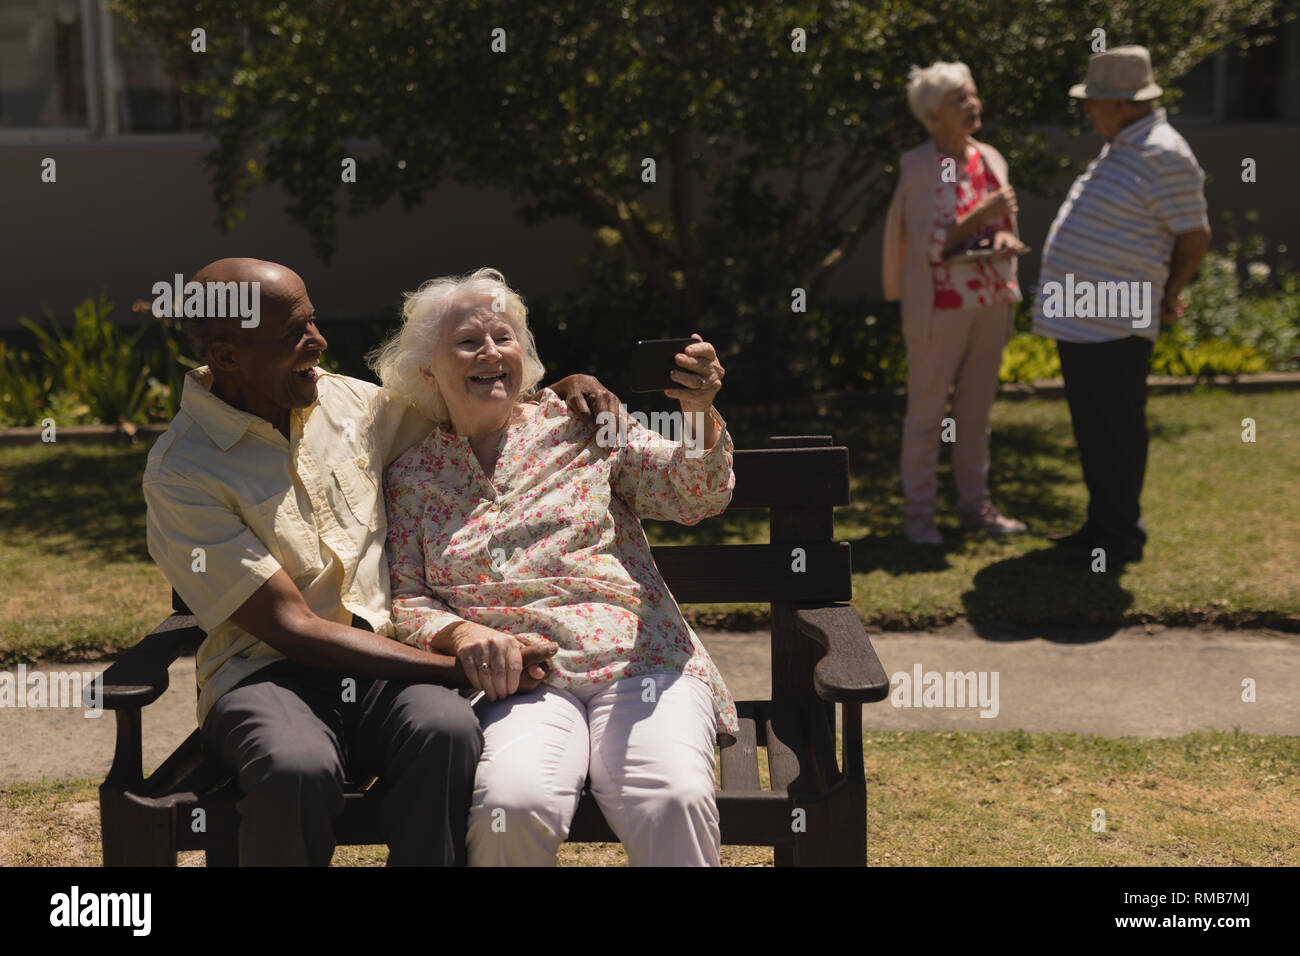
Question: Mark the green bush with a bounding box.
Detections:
[1180,246,1300,371]
[0,341,52,428]
[2,296,194,427]
[1000,332,1060,382]
[999,232,1297,384]
[0,239,1294,428]
[1001,329,1271,383]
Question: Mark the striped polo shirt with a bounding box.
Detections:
[1032,108,1208,343]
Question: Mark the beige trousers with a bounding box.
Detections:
[901,303,1013,523]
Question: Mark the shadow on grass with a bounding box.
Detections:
[0,445,152,563]
[730,405,1089,544]
[960,547,1133,642]
[849,532,952,573]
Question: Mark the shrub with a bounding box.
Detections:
[0,341,52,428]
[4,296,193,427]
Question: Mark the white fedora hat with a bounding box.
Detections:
[1069,45,1163,100]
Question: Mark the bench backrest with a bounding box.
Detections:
[650,436,851,605]
[172,434,853,614]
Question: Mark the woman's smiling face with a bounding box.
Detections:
[424,296,525,431]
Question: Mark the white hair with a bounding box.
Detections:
[368,267,545,425]
[907,61,974,133]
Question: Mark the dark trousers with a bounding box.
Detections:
[1056,335,1154,550]
[201,655,482,866]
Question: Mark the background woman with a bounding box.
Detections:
[371,268,736,866]
[883,61,1028,544]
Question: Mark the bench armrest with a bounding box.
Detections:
[101,613,204,710]
[795,605,891,704]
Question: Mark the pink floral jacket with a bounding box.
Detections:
[383,389,739,737]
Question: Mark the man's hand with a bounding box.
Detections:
[549,374,620,425]
[1160,293,1186,326]
[1163,227,1210,327]
[445,621,557,701]
[227,570,470,685]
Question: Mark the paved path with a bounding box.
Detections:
[2,624,1296,786]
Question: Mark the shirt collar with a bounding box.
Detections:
[1115,107,1165,146]
[180,366,310,451]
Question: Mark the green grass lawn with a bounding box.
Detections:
[0,388,1296,668]
[653,387,1300,632]
[3,729,1295,865]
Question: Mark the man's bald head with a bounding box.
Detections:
[179,258,326,430]
[182,258,307,362]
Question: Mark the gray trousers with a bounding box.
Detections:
[201,658,482,866]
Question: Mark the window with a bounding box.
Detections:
[1171,20,1294,122]
[103,9,202,132]
[0,0,88,128]
[0,0,201,133]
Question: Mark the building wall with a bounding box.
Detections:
[2,121,1296,330]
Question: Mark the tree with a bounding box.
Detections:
[116,0,1286,395]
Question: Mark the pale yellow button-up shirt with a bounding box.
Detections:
[143,367,432,725]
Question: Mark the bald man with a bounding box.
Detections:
[143,259,615,865]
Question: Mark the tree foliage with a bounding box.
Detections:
[115,0,1286,393]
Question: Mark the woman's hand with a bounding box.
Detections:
[991,230,1027,255]
[665,334,724,414]
[663,334,724,454]
[448,622,556,701]
[969,185,1018,229]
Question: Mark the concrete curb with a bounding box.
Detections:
[4,624,1298,786]
[0,423,168,448]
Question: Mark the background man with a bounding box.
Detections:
[1033,46,1211,565]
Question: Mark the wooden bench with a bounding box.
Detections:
[98,434,890,866]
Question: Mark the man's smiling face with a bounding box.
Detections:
[231,281,328,411]
[200,261,328,430]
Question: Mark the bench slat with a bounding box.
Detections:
[652,543,852,604]
[765,703,807,794]
[111,432,869,866]
[719,717,761,791]
[492,790,802,849]
[730,447,850,509]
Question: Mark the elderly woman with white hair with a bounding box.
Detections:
[883,60,1028,544]
[370,268,737,866]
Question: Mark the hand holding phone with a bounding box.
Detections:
[628,337,699,393]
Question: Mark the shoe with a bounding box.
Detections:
[1095,538,1144,565]
[903,518,943,545]
[1047,529,1094,550]
[959,504,1027,534]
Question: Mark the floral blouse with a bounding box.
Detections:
[383,388,739,737]
[929,145,1021,311]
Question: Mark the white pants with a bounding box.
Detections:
[466,673,721,866]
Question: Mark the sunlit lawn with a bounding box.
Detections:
[1,388,1296,668]
[3,729,1295,866]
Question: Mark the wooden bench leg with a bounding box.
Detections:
[786,787,866,866]
[205,846,238,867]
[99,789,179,866]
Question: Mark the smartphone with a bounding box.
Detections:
[628,337,697,393]
[945,235,1031,261]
